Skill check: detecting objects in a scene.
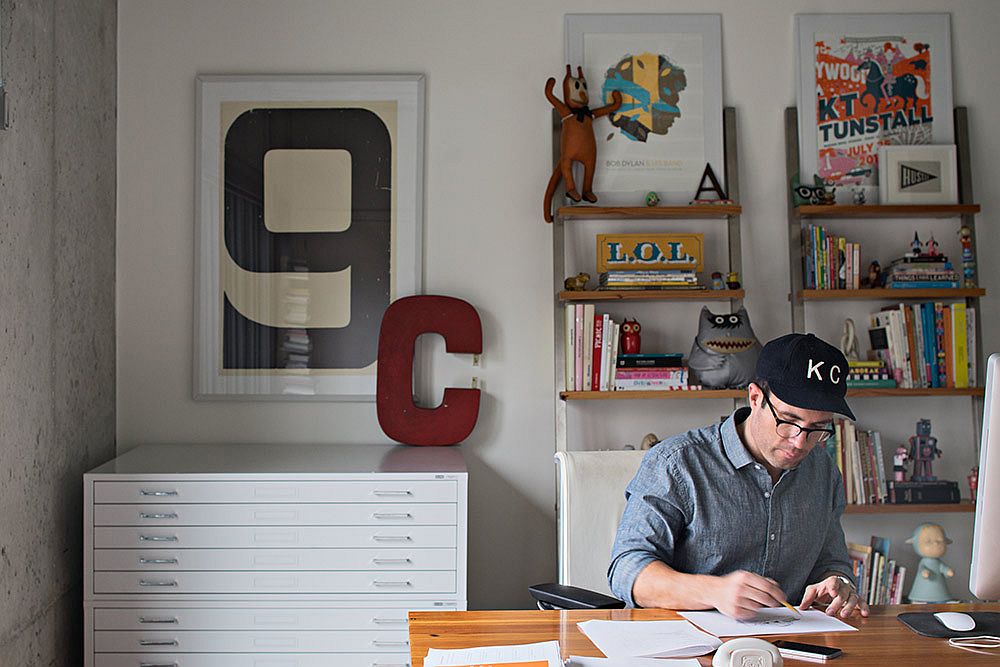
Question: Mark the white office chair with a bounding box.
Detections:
[530,449,646,609]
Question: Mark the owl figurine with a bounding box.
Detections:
[620,318,641,355]
[687,307,762,389]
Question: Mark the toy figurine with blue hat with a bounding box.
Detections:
[906,523,955,603]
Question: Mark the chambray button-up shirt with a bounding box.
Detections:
[608,407,853,608]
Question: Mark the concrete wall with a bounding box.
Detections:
[0,0,116,663]
[117,0,1000,609]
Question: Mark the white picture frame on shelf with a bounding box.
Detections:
[878,144,958,204]
[795,14,953,204]
[565,14,724,206]
[194,75,424,400]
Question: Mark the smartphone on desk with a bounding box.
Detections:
[772,640,843,661]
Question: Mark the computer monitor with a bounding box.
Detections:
[970,352,1000,599]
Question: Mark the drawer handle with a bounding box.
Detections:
[140,489,178,497]
[372,535,412,543]
[139,616,179,624]
[372,640,410,647]
[372,580,412,588]
[139,639,179,646]
[372,617,408,625]
[373,512,413,520]
[140,512,178,520]
[140,663,178,667]
[139,579,178,587]
[372,557,413,566]
[139,557,179,565]
[139,535,178,542]
[372,490,413,497]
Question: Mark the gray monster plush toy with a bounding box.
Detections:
[688,307,762,389]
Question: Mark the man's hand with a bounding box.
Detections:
[708,570,788,620]
[799,575,869,618]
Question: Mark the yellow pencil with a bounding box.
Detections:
[781,600,802,617]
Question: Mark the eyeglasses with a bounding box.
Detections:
[762,392,835,443]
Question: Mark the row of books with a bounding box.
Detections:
[845,360,896,388]
[563,304,620,391]
[825,418,888,505]
[802,224,862,289]
[885,254,960,289]
[598,270,702,291]
[849,537,907,606]
[868,302,977,389]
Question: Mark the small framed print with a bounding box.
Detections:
[877,145,957,204]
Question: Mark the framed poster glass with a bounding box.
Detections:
[795,14,953,204]
[194,75,424,400]
[566,14,724,205]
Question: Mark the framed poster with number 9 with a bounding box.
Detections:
[194,75,424,400]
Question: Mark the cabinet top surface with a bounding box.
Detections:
[86,443,467,477]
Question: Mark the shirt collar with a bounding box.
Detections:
[722,407,755,470]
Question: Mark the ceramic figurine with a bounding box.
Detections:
[543,65,622,222]
[852,188,866,205]
[968,466,979,502]
[645,191,661,207]
[908,418,942,482]
[640,433,660,450]
[726,271,741,289]
[910,231,922,256]
[687,307,762,389]
[791,174,836,206]
[839,318,861,361]
[893,445,910,482]
[620,318,641,355]
[865,260,882,288]
[906,523,955,603]
[925,234,940,257]
[563,272,590,291]
[959,225,976,287]
[710,271,725,290]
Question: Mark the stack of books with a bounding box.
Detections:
[868,302,977,389]
[598,270,701,290]
[563,304,620,392]
[846,360,896,388]
[848,537,906,606]
[885,254,960,289]
[825,418,888,505]
[614,354,687,391]
[802,223,862,289]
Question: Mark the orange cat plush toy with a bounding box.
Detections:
[543,65,622,222]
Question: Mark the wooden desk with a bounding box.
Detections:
[410,604,1000,666]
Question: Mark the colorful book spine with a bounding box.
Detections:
[934,303,947,388]
[564,304,575,391]
[953,303,968,388]
[614,369,688,379]
[968,307,978,387]
[573,304,584,391]
[582,304,595,391]
[591,314,604,391]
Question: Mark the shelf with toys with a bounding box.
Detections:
[784,106,984,521]
[551,108,749,452]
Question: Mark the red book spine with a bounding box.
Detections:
[591,314,604,391]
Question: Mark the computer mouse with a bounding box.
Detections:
[933,611,976,632]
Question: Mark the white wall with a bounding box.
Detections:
[118,0,1000,608]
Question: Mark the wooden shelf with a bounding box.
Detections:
[560,289,744,302]
[561,389,745,400]
[844,501,976,515]
[797,288,985,300]
[557,204,740,220]
[847,387,984,397]
[795,204,980,219]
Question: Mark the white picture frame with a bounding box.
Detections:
[795,14,953,204]
[194,75,424,400]
[565,14,724,205]
[878,144,958,204]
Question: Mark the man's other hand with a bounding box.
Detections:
[709,570,788,620]
[799,575,870,618]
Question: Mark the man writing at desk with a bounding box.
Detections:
[609,333,870,621]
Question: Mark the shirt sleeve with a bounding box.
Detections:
[806,466,854,589]
[607,448,690,607]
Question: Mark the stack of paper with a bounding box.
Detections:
[422,639,562,667]
[679,608,857,637]
[568,657,700,667]
[576,619,722,658]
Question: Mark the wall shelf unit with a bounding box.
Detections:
[560,289,745,302]
[843,501,975,515]
[798,288,986,300]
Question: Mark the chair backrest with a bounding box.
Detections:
[555,449,646,596]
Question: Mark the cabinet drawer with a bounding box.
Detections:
[93,480,455,504]
[94,548,456,572]
[93,570,456,595]
[94,630,410,653]
[94,653,411,667]
[93,606,428,630]
[94,503,456,527]
[93,525,456,549]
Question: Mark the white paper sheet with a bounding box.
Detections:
[576,619,722,658]
[568,656,701,667]
[679,608,858,637]
[422,639,562,667]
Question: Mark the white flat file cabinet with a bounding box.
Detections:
[83,444,468,667]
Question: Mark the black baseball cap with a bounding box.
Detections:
[755,333,855,420]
